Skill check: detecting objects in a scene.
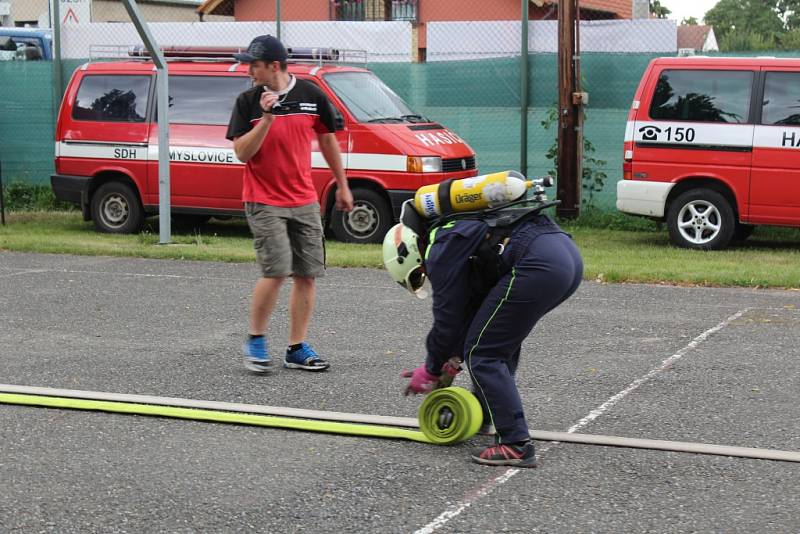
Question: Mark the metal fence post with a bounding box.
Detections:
[121,0,171,244]
[1,158,5,225]
[51,1,64,130]
[520,0,529,177]
[276,0,281,41]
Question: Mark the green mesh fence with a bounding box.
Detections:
[0,62,57,185]
[371,53,659,210]
[3,51,795,211]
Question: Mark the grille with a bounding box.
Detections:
[441,156,476,173]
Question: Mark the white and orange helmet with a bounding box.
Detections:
[382,202,427,298]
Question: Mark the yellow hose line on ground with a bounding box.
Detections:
[1,384,799,462]
[0,387,482,446]
[0,392,433,443]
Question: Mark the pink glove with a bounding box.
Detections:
[400,365,440,396]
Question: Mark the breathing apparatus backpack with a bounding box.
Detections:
[400,175,559,298]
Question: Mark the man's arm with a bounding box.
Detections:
[232,89,279,162]
[233,115,272,162]
[317,132,353,211]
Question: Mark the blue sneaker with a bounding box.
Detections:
[243,336,272,373]
[284,342,329,372]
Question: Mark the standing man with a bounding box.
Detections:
[227,35,353,374]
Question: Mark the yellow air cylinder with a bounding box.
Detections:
[413,170,532,218]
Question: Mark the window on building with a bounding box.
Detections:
[762,72,800,126]
[332,0,365,21]
[72,75,151,122]
[389,0,418,22]
[649,69,753,123]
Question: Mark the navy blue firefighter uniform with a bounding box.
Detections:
[424,215,583,444]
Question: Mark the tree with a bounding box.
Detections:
[705,0,785,43]
[650,0,672,18]
[777,0,800,30]
[781,28,800,47]
[681,16,700,25]
[719,30,778,51]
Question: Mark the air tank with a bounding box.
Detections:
[413,170,533,218]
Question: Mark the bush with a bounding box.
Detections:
[540,105,608,211]
[1,181,77,211]
[719,31,777,52]
[780,30,800,49]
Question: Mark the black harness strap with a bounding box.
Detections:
[436,179,455,216]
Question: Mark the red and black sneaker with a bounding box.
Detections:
[471,441,538,468]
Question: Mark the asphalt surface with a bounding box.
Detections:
[1,251,799,533]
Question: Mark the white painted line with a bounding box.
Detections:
[2,267,250,283]
[0,267,396,289]
[56,268,243,282]
[414,468,521,534]
[414,308,749,534]
[0,269,49,279]
[566,308,748,434]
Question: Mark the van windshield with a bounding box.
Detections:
[323,71,429,124]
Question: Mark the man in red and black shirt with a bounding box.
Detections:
[226,34,353,374]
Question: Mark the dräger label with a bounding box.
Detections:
[454,192,482,205]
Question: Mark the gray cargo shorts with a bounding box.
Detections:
[245,202,325,278]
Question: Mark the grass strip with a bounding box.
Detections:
[1,211,799,288]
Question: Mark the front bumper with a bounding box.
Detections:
[51,174,91,220]
[616,180,675,218]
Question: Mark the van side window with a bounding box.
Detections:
[163,75,252,125]
[762,72,800,126]
[72,75,151,122]
[649,70,753,124]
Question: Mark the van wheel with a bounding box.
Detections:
[329,188,393,244]
[667,188,735,250]
[91,182,144,234]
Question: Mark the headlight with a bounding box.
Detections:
[407,156,442,173]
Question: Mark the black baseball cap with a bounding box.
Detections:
[234,35,288,63]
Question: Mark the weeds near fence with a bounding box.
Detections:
[541,105,609,211]
[1,182,77,212]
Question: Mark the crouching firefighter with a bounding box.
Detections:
[382,177,583,468]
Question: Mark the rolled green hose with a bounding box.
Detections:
[417,387,483,445]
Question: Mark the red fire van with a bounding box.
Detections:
[51,48,477,243]
[617,56,800,249]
